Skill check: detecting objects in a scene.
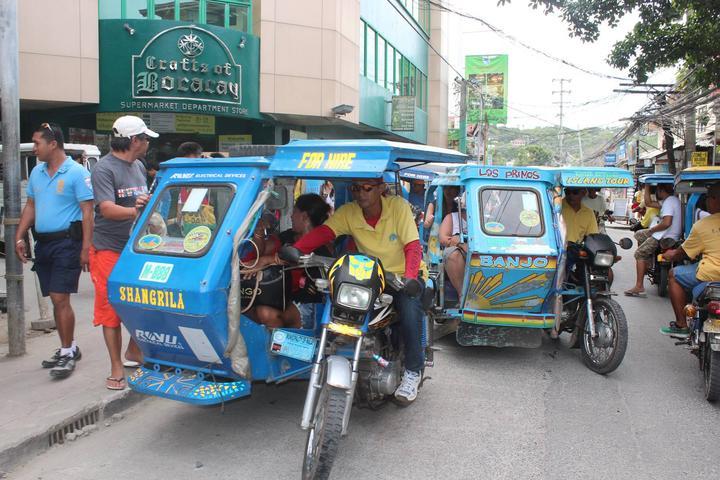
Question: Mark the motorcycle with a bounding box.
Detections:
[279,246,429,480]
[558,235,633,373]
[647,237,682,297]
[674,283,720,401]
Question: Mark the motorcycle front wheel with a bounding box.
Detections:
[703,346,720,402]
[658,265,669,297]
[302,382,346,480]
[580,298,628,374]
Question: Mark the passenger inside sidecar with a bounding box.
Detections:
[239,189,333,330]
[134,184,234,255]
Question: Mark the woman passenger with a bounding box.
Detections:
[439,193,468,294]
[245,194,332,329]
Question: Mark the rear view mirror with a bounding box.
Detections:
[265,185,288,210]
[618,238,633,250]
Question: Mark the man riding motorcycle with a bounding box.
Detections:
[293,178,426,404]
[661,184,720,336]
[625,183,682,297]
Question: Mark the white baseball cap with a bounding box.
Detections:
[112,115,159,138]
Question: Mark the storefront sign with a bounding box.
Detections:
[96,111,215,134]
[691,151,709,167]
[604,153,616,167]
[99,20,259,119]
[218,134,252,152]
[391,96,415,131]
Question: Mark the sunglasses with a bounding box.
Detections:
[40,122,56,140]
[350,183,382,193]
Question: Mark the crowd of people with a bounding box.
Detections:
[15,114,720,401]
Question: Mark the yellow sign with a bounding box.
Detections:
[175,114,215,134]
[97,112,133,131]
[297,152,355,170]
[691,151,709,167]
[119,286,185,310]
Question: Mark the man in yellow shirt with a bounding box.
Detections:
[661,184,720,336]
[561,187,599,243]
[294,178,426,404]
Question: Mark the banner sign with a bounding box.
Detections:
[604,153,617,167]
[99,20,259,119]
[218,134,252,152]
[616,141,626,161]
[465,54,508,125]
[691,151,709,167]
[391,96,416,131]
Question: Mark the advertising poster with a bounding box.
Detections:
[465,54,508,125]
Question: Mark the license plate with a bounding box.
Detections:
[270,329,317,363]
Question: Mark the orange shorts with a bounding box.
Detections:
[89,247,122,328]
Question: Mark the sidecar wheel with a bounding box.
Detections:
[580,298,628,374]
[704,348,720,402]
[302,384,346,480]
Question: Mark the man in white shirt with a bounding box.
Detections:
[625,183,682,296]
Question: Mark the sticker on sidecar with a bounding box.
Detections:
[270,329,317,363]
[119,286,185,310]
[169,173,247,179]
[297,152,355,170]
[139,262,174,283]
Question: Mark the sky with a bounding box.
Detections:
[443,0,676,130]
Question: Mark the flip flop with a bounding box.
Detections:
[624,290,647,297]
[106,376,127,391]
[123,360,141,368]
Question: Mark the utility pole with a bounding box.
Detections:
[0,0,26,355]
[553,78,571,164]
[457,77,468,155]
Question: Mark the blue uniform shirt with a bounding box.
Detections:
[27,157,94,233]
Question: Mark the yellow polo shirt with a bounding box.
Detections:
[640,207,659,228]
[681,213,720,282]
[324,195,428,278]
[561,198,599,243]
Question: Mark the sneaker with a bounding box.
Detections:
[660,326,689,337]
[49,354,76,379]
[394,369,421,405]
[42,346,81,368]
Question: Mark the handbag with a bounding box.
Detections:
[239,265,288,311]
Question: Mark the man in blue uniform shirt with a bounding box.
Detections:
[15,123,94,379]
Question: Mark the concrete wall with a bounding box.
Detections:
[427,6,448,148]
[18,0,99,104]
[255,0,360,124]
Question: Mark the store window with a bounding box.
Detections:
[366,26,376,83]
[387,46,395,94]
[377,36,385,88]
[124,0,150,19]
[153,0,176,20]
[228,3,250,31]
[99,1,252,33]
[179,0,200,22]
[360,23,366,76]
[206,1,226,26]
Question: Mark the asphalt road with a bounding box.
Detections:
[11,227,720,480]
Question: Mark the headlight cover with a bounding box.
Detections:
[594,252,614,268]
[336,283,372,311]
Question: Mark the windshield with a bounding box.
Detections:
[480,188,544,237]
[134,184,234,256]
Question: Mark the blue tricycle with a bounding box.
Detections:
[426,165,634,373]
[107,139,467,479]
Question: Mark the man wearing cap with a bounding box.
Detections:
[15,123,94,379]
[90,115,158,390]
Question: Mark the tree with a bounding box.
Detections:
[515,144,553,166]
[499,1,720,88]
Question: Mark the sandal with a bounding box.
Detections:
[660,322,690,336]
[106,376,127,390]
[624,289,647,297]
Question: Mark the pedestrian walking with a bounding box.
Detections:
[90,115,158,390]
[15,122,94,379]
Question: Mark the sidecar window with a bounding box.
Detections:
[479,188,544,237]
[133,184,235,257]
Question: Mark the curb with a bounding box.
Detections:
[0,389,146,474]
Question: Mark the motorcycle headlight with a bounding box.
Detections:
[594,252,614,267]
[336,284,372,311]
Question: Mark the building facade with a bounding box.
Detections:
[8,0,448,163]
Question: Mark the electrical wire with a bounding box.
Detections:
[427,0,630,81]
